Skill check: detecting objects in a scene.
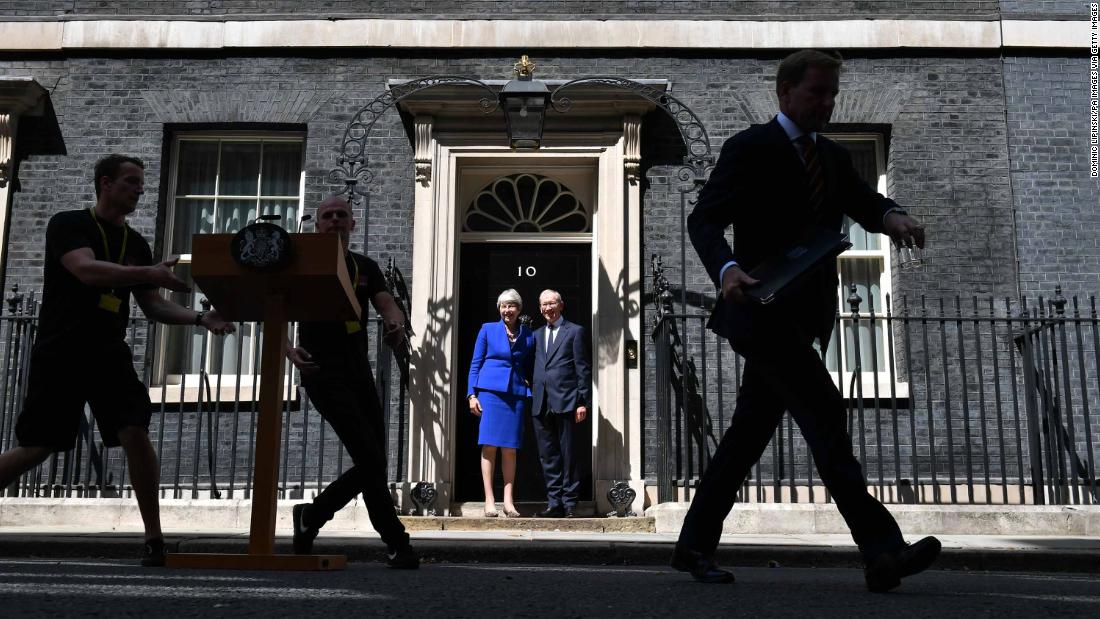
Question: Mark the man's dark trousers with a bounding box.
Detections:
[532,403,579,509]
[678,325,904,562]
[301,347,408,549]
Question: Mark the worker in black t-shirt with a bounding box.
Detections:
[286,196,417,569]
[0,154,235,567]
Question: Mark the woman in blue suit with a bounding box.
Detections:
[467,289,535,518]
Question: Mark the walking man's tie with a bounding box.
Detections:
[797,135,825,213]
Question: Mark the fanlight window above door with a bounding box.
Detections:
[464,173,590,233]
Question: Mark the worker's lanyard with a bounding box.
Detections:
[88,207,128,264]
[88,208,128,313]
[345,254,362,334]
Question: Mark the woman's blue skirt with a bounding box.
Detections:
[476,389,527,449]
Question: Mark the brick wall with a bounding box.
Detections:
[1000,1,1092,18]
[2,48,1084,495]
[635,54,1019,304]
[634,54,1021,482]
[1005,55,1100,296]
[0,1,1001,19]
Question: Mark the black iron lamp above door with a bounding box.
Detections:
[499,56,549,150]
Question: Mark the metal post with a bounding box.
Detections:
[955,296,974,503]
[848,285,868,471]
[1052,288,1081,504]
[652,256,676,503]
[1018,303,1046,504]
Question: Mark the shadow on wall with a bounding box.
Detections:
[669,319,720,474]
[595,262,644,476]
[11,93,67,192]
[597,411,626,496]
[595,262,643,370]
[407,293,455,480]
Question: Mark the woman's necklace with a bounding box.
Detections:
[505,323,518,342]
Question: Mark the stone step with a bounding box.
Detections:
[397,515,655,533]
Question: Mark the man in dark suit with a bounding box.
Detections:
[673,50,939,592]
[531,289,591,518]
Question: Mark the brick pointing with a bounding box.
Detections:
[0,1,1001,20]
[1000,1,1093,19]
[1004,55,1100,295]
[1,48,1085,491]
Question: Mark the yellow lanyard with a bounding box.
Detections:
[345,254,362,334]
[88,208,129,312]
[87,208,128,265]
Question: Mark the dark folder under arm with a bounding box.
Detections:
[744,229,852,305]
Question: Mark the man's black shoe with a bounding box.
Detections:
[670,543,735,584]
[292,503,320,555]
[141,538,167,567]
[386,544,420,570]
[536,506,566,518]
[865,536,941,593]
[564,507,577,518]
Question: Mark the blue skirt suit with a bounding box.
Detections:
[467,321,535,449]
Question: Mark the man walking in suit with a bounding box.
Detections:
[531,289,591,518]
[673,50,939,592]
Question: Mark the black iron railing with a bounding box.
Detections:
[0,259,412,501]
[650,260,1100,506]
[6,262,1099,508]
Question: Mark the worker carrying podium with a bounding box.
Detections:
[169,217,360,571]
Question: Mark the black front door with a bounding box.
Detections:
[455,242,593,503]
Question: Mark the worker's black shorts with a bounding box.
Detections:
[15,339,152,451]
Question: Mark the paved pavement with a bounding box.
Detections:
[1,526,1098,573]
[0,557,1097,618]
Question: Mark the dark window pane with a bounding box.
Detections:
[470,189,516,230]
[258,200,300,230]
[840,257,883,313]
[813,337,841,373]
[843,216,880,251]
[176,142,219,195]
[842,140,878,186]
[215,199,258,234]
[260,142,304,196]
[171,198,215,255]
[833,139,881,250]
[843,320,886,373]
[162,264,205,377]
[219,142,261,196]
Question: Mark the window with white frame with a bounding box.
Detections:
[156,133,305,387]
[818,133,901,392]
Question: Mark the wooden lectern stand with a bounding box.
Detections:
[165,233,360,571]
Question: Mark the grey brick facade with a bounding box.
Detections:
[1001,1,1093,19]
[1005,54,1100,295]
[2,51,1024,321]
[0,5,1096,502]
[0,2,1001,20]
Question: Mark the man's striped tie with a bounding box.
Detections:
[797,135,825,213]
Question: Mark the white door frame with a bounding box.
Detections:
[403,118,645,516]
